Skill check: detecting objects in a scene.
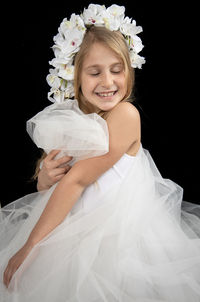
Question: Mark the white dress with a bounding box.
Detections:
[0,99,200,302]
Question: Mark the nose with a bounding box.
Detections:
[100,71,114,89]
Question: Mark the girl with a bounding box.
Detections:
[1,4,200,302]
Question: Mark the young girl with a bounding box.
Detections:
[1,4,200,302]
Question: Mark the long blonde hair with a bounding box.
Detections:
[33,26,135,179]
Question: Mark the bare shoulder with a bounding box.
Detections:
[105,101,140,130]
[105,101,139,119]
[66,101,140,187]
[116,100,139,112]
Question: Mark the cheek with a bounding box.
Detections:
[118,76,127,91]
[82,76,96,95]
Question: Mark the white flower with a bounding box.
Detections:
[100,10,120,31]
[58,65,74,81]
[60,14,85,34]
[48,88,65,103]
[82,4,106,25]
[49,57,71,69]
[64,81,75,98]
[53,28,84,58]
[96,5,124,31]
[46,70,61,89]
[83,4,125,31]
[129,50,146,69]
[126,35,144,53]
[121,17,143,37]
[107,5,125,20]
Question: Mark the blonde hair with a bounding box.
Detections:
[74,26,135,114]
[33,26,135,180]
[32,151,47,180]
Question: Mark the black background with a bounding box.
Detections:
[1,1,199,207]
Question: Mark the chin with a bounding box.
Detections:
[99,103,115,112]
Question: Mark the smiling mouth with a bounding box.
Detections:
[95,91,117,97]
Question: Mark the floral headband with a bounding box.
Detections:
[46,4,145,103]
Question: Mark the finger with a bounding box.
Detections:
[7,267,18,288]
[51,174,64,183]
[54,172,70,182]
[6,270,13,288]
[3,267,8,287]
[3,262,10,285]
[4,267,12,288]
[52,166,71,179]
[43,152,62,170]
[46,150,61,161]
[56,156,73,167]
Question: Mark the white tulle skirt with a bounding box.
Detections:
[0,147,200,302]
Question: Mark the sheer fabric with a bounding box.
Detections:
[0,99,200,301]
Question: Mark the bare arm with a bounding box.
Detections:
[27,102,140,246]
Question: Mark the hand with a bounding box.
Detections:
[37,150,72,191]
[3,243,33,288]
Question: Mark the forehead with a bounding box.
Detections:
[82,42,123,68]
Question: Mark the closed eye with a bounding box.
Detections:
[90,70,122,76]
[90,73,100,76]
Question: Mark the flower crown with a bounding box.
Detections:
[47,4,145,103]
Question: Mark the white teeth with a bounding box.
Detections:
[97,91,115,97]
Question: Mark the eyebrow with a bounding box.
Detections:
[85,62,123,70]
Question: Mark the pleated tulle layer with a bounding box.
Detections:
[1,147,200,302]
[26,99,109,164]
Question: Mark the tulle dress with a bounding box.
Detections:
[0,99,200,302]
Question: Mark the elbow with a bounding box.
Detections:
[65,162,97,189]
[57,174,86,202]
[61,168,88,191]
[65,153,112,188]
[71,173,92,190]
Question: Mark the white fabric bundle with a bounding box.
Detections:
[27,99,109,164]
